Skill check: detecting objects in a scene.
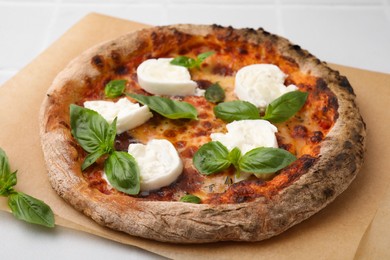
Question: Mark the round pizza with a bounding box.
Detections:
[39,24,366,243]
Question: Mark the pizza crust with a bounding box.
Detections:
[39,24,366,243]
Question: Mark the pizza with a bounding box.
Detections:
[39,24,366,243]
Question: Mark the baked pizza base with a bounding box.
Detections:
[39,24,366,243]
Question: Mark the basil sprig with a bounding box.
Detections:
[179,194,201,204]
[104,79,127,98]
[128,93,198,120]
[170,51,215,69]
[193,141,296,178]
[205,82,225,103]
[214,91,308,123]
[70,105,140,195]
[0,148,55,228]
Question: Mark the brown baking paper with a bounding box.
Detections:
[0,13,389,260]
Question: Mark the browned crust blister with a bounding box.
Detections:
[39,24,366,243]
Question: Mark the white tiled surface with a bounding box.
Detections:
[0,0,389,259]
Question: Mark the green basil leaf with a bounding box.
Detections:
[227,147,241,169]
[196,51,215,65]
[262,91,308,123]
[8,192,55,228]
[0,148,17,196]
[104,151,140,195]
[170,51,214,69]
[180,194,201,204]
[193,141,231,175]
[104,79,127,98]
[128,93,198,120]
[239,147,296,175]
[214,100,260,122]
[81,149,106,171]
[205,82,225,103]
[170,56,197,68]
[70,104,115,154]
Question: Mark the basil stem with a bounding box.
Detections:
[104,151,140,195]
[128,93,198,120]
[180,194,201,204]
[104,79,127,98]
[205,82,225,103]
[261,91,308,123]
[0,147,55,228]
[214,100,260,122]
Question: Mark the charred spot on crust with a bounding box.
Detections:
[338,75,355,95]
[323,188,334,199]
[316,78,328,91]
[110,50,121,64]
[91,55,105,69]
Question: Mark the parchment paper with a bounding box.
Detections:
[0,13,389,259]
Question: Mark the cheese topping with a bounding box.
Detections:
[128,139,183,191]
[84,97,153,134]
[210,120,278,154]
[234,64,297,108]
[137,58,198,96]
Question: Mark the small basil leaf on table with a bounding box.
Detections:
[180,194,201,204]
[128,93,198,120]
[0,148,17,196]
[8,192,55,228]
[205,82,225,103]
[104,151,140,195]
[104,79,127,98]
[261,91,308,123]
[214,100,260,122]
[193,141,231,175]
[238,147,296,175]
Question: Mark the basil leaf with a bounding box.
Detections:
[205,82,225,103]
[193,141,231,175]
[170,56,197,68]
[128,93,198,120]
[214,100,260,122]
[262,91,308,123]
[104,79,127,98]
[8,192,55,228]
[227,147,241,169]
[239,147,296,175]
[196,51,215,64]
[104,151,140,195]
[170,51,214,69]
[180,194,201,204]
[70,104,115,154]
[0,148,17,196]
[81,149,106,171]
